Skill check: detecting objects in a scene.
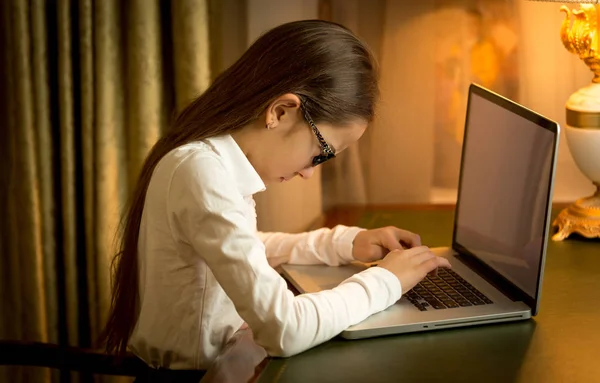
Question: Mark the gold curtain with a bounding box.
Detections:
[0,0,222,381]
[318,0,386,210]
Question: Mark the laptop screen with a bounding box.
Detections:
[453,85,558,303]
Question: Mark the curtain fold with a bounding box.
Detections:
[58,0,80,349]
[0,1,220,381]
[172,0,212,111]
[319,0,386,210]
[79,0,97,352]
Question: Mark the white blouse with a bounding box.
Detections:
[129,134,402,370]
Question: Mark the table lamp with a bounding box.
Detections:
[529,0,600,240]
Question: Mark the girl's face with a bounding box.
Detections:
[242,94,367,184]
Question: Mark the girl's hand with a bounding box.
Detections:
[378,246,452,292]
[352,227,422,263]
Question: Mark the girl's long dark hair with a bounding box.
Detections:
[99,19,379,355]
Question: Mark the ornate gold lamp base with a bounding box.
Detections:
[552,183,600,241]
[552,3,600,242]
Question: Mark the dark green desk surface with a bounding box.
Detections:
[257,208,600,383]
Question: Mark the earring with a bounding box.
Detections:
[266,121,274,130]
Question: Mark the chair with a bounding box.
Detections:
[0,340,206,382]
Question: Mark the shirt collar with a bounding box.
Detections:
[205,134,266,196]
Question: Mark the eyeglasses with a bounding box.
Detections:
[301,106,336,167]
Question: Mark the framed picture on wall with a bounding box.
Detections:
[433,0,519,189]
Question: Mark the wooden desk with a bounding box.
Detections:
[254,205,600,383]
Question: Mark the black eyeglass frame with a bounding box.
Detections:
[300,104,336,167]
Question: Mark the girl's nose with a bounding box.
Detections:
[297,167,315,179]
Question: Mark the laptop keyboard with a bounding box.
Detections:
[405,268,493,311]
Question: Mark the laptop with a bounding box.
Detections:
[281,83,560,339]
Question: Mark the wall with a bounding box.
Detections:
[368,0,437,204]
[363,1,596,204]
[518,1,596,202]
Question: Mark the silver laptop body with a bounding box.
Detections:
[281,84,560,339]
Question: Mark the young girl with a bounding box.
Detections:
[101,20,450,370]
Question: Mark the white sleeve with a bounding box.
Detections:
[168,152,402,357]
[257,226,365,268]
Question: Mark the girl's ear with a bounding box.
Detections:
[264,93,302,130]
